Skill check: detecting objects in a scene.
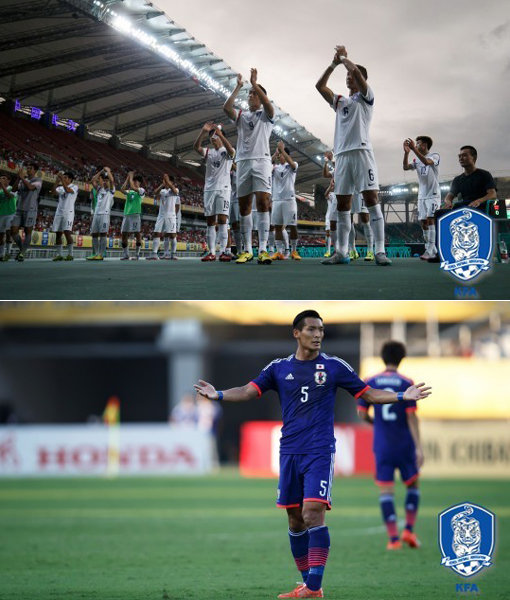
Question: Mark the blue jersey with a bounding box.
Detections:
[251,353,368,455]
[358,370,416,457]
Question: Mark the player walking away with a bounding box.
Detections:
[149,174,180,260]
[51,171,78,261]
[10,162,42,262]
[194,311,431,598]
[271,141,301,261]
[0,175,17,261]
[120,171,144,260]
[316,45,391,266]
[403,137,440,260]
[194,122,235,262]
[87,166,115,261]
[224,69,274,265]
[428,145,496,263]
[349,193,374,261]
[358,341,423,550]
[322,153,337,258]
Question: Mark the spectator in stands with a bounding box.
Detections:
[11,162,42,262]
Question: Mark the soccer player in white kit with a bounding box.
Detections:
[403,136,440,260]
[194,122,235,262]
[316,45,391,266]
[148,174,180,260]
[87,166,115,261]
[223,69,274,265]
[51,171,78,261]
[270,141,301,261]
[349,193,375,261]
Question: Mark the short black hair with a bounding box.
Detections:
[258,84,267,95]
[284,147,290,155]
[293,310,323,330]
[168,175,175,183]
[416,136,433,150]
[356,64,368,80]
[27,162,39,170]
[381,341,406,367]
[133,174,143,183]
[460,145,477,161]
[63,171,74,180]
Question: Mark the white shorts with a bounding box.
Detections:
[351,193,369,215]
[0,214,14,233]
[90,213,110,234]
[12,209,37,229]
[204,189,230,217]
[121,214,141,233]
[52,213,74,232]
[271,199,297,227]
[325,198,338,230]
[154,215,177,234]
[334,149,379,195]
[236,158,272,198]
[418,196,441,221]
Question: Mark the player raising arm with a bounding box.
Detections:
[223,69,275,265]
[316,46,391,267]
[195,310,430,599]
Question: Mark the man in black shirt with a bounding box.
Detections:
[428,146,497,262]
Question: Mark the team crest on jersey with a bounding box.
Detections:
[439,503,495,578]
[314,371,327,385]
[438,208,493,282]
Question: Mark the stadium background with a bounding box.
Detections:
[0,300,509,599]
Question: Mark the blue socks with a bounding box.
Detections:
[306,526,330,591]
[288,529,309,582]
[380,494,399,541]
[405,488,420,532]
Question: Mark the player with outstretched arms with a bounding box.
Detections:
[271,141,301,261]
[87,166,115,261]
[358,341,423,550]
[195,310,431,598]
[403,136,440,260]
[148,174,180,261]
[223,69,274,265]
[316,45,391,266]
[194,122,235,262]
[51,171,78,261]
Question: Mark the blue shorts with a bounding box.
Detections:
[375,451,418,486]
[277,453,335,510]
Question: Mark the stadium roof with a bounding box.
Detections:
[0,0,330,191]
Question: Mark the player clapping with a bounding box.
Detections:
[120,171,144,260]
[51,171,78,261]
[149,174,180,260]
[87,166,115,261]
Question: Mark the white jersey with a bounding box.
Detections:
[203,147,233,191]
[332,86,374,155]
[94,186,115,215]
[158,188,179,218]
[272,162,298,201]
[55,184,78,215]
[328,191,337,205]
[410,152,441,200]
[233,108,274,161]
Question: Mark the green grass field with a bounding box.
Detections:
[0,472,508,600]
[1,258,509,299]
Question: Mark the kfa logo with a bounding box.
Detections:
[248,121,254,130]
[343,107,349,116]
[438,208,493,282]
[439,503,495,577]
[314,371,327,385]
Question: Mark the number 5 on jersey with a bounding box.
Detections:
[300,386,309,403]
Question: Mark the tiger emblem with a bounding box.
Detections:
[449,210,480,262]
[451,505,481,558]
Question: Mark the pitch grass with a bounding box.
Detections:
[0,472,508,600]
[0,257,509,299]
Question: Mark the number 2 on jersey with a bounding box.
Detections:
[381,387,397,420]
